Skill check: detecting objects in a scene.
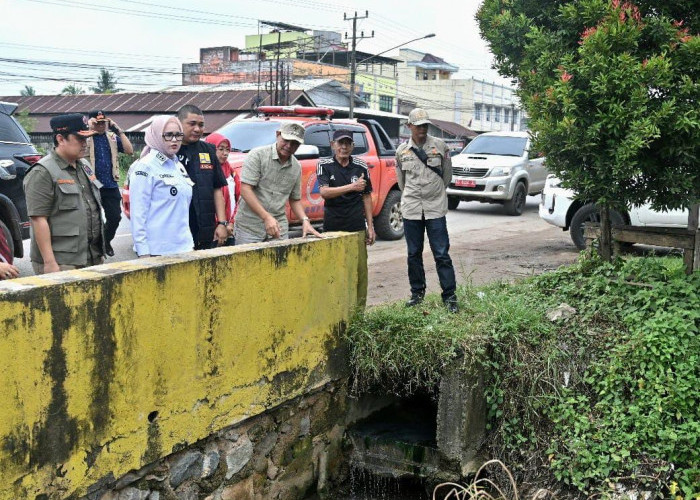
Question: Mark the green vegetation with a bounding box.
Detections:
[476,0,699,259]
[347,255,699,498]
[15,108,36,134]
[118,152,139,187]
[91,68,121,94]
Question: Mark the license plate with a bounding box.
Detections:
[455,178,476,188]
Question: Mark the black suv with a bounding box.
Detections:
[0,102,41,259]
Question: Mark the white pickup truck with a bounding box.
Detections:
[447,131,548,216]
[539,175,689,249]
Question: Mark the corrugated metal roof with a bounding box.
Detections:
[1,90,312,133]
[0,90,310,114]
[431,118,478,139]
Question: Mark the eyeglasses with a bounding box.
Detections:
[162,132,185,141]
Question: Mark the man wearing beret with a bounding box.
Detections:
[24,113,105,274]
[235,122,321,243]
[85,110,133,257]
[396,108,458,313]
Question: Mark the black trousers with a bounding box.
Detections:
[100,187,122,246]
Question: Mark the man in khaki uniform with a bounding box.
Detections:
[396,108,458,312]
[24,113,105,274]
[235,122,321,244]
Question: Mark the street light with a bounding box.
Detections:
[349,33,436,119]
[357,33,435,66]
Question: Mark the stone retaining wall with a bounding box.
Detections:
[92,381,349,500]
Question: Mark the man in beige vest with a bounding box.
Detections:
[24,113,105,274]
[85,110,133,256]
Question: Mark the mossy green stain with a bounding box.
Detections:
[266,243,305,269]
[143,419,162,465]
[31,289,79,467]
[83,281,117,435]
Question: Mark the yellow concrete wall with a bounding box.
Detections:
[0,233,367,499]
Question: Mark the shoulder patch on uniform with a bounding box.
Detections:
[134,170,148,177]
[155,151,167,164]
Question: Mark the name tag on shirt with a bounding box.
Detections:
[200,164,213,170]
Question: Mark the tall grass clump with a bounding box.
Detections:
[346,254,700,498]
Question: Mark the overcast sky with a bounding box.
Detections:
[1,0,512,97]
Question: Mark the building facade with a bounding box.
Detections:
[395,49,525,133]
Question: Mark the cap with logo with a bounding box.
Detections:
[88,110,108,122]
[50,113,96,137]
[279,122,305,144]
[332,129,354,142]
[407,108,431,126]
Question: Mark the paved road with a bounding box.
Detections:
[14,196,581,305]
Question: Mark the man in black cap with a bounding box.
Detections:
[23,113,105,274]
[85,110,133,257]
[317,129,375,245]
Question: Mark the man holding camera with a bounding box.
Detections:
[85,109,133,256]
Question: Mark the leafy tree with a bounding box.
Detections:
[15,108,36,133]
[90,68,121,94]
[61,84,85,95]
[477,0,699,260]
[20,85,36,97]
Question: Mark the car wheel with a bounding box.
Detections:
[374,190,404,240]
[447,196,460,210]
[0,220,14,261]
[570,203,625,250]
[504,181,527,216]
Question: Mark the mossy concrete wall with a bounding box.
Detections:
[0,232,367,499]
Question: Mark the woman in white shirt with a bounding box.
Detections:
[129,115,194,257]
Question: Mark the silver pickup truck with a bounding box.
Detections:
[447,131,548,215]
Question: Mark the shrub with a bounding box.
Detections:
[346,255,700,497]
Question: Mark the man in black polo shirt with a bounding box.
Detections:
[176,104,229,249]
[317,129,375,245]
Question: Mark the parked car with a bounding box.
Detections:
[539,174,689,250]
[446,131,548,215]
[0,102,42,259]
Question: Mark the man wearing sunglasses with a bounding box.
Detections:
[85,110,133,257]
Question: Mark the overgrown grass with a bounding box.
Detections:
[346,254,700,498]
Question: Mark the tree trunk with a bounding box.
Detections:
[689,204,699,273]
[599,206,613,262]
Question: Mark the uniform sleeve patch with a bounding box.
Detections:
[134,170,149,177]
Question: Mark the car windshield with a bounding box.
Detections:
[462,136,527,157]
[215,121,282,153]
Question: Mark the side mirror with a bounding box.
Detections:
[295,145,320,160]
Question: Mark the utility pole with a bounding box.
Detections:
[510,103,516,131]
[274,30,282,105]
[344,11,373,119]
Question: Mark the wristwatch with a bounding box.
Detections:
[302,216,310,222]
[217,221,228,226]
